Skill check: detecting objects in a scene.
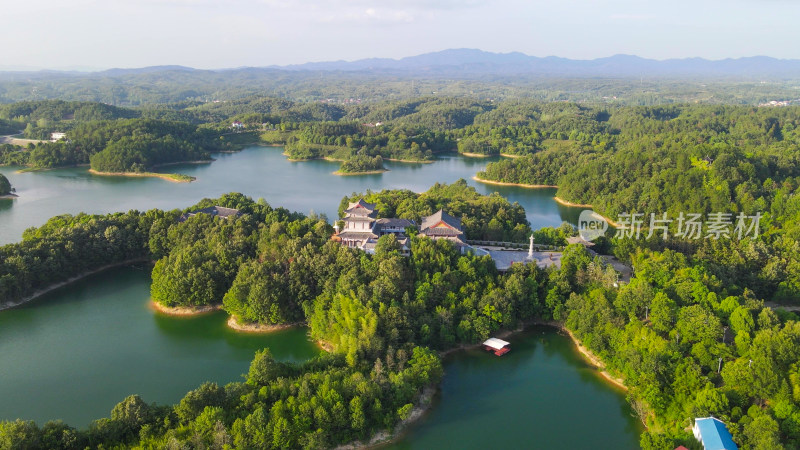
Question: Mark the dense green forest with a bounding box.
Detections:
[0,67,797,106]
[3,177,800,447]
[5,118,219,172]
[4,97,800,176]
[7,97,800,447]
[336,155,385,174]
[474,104,800,304]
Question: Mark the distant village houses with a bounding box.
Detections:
[231,121,245,130]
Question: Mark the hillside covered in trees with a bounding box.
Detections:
[2,179,800,447]
[5,96,800,447]
[1,63,798,106]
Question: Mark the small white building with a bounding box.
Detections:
[50,132,66,142]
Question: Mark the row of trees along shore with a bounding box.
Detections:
[1,181,800,447]
[4,98,800,177]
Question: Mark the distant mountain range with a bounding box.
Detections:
[268,49,800,78]
[3,49,800,79]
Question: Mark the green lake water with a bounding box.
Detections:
[0,147,641,446]
[0,265,321,427]
[0,147,583,245]
[390,326,643,449]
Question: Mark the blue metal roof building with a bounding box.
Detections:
[693,417,738,450]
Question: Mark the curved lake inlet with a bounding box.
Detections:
[0,266,321,427]
[391,326,643,449]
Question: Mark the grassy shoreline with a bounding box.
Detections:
[88,169,195,183]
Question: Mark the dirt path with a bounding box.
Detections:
[0,134,44,146]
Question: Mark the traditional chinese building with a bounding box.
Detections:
[337,199,474,256]
[419,209,466,246]
[336,199,380,249]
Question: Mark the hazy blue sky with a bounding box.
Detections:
[3,0,798,70]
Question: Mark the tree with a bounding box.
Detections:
[0,173,11,195]
[175,382,226,424]
[110,395,152,439]
[649,292,676,334]
[247,349,288,386]
[0,420,41,449]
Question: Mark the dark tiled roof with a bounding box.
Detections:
[420,227,463,237]
[377,218,415,228]
[345,199,377,217]
[337,231,379,240]
[421,209,462,232]
[344,216,376,222]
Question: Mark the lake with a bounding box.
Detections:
[0,147,641,447]
[0,265,321,427]
[390,326,643,449]
[0,147,583,245]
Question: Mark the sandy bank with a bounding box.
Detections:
[553,197,622,227]
[472,175,558,189]
[333,385,436,449]
[88,169,195,183]
[553,196,593,207]
[385,158,435,164]
[226,316,302,333]
[150,301,221,316]
[536,321,627,391]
